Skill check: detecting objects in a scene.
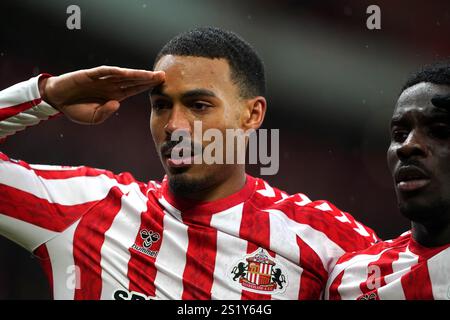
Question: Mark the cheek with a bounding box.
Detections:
[150,116,163,143]
[386,147,397,174]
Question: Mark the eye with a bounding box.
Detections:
[151,98,171,111]
[429,124,450,140]
[190,101,212,111]
[391,128,409,143]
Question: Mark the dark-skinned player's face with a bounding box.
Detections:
[149,55,258,194]
[387,82,450,224]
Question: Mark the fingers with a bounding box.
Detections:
[87,66,165,84]
[113,74,165,88]
[119,83,158,100]
[90,100,121,124]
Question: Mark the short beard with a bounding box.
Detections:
[168,173,212,197]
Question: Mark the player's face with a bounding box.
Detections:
[387,82,450,224]
[150,55,247,194]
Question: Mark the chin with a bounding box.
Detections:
[398,197,447,225]
[167,170,211,195]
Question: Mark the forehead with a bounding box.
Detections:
[394,82,450,117]
[153,55,237,96]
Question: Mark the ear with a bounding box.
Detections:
[241,96,267,131]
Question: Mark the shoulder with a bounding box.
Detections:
[250,178,380,251]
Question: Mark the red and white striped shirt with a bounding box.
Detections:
[326,231,450,300]
[0,76,379,300]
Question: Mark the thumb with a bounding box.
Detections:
[91,100,120,124]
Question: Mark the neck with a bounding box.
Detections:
[169,165,247,202]
[411,219,450,247]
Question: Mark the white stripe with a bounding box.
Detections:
[377,279,406,300]
[0,75,59,138]
[334,249,391,299]
[46,220,80,300]
[29,164,83,171]
[0,76,40,107]
[99,186,147,299]
[158,196,182,222]
[378,247,418,300]
[0,213,59,252]
[384,247,418,284]
[256,181,275,198]
[0,101,59,138]
[428,247,450,300]
[210,203,246,300]
[295,193,312,206]
[268,210,301,299]
[261,264,266,274]
[265,209,344,272]
[0,159,138,205]
[154,212,189,299]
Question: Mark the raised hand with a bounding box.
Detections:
[39,66,165,124]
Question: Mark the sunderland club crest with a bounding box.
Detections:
[230,249,287,294]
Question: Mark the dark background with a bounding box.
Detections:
[0,0,449,299]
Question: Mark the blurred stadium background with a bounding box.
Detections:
[0,0,449,299]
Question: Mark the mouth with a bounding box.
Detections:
[161,142,203,169]
[395,165,431,192]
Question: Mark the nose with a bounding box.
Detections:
[396,129,428,161]
[164,105,191,136]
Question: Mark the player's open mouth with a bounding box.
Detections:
[395,165,431,192]
[163,146,203,168]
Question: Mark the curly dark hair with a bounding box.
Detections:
[155,26,266,98]
[402,60,450,92]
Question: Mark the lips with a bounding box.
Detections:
[160,141,202,168]
[395,165,431,192]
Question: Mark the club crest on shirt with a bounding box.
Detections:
[130,229,160,258]
[229,249,288,294]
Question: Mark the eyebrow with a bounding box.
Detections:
[149,87,218,99]
[431,94,450,111]
[390,116,404,127]
[390,111,450,127]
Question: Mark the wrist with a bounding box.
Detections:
[38,75,59,110]
[38,77,48,99]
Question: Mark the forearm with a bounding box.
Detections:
[0,75,60,140]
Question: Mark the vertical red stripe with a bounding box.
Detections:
[181,213,217,299]
[327,271,345,300]
[402,256,434,299]
[126,201,165,297]
[240,205,272,300]
[296,236,327,299]
[73,187,123,299]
